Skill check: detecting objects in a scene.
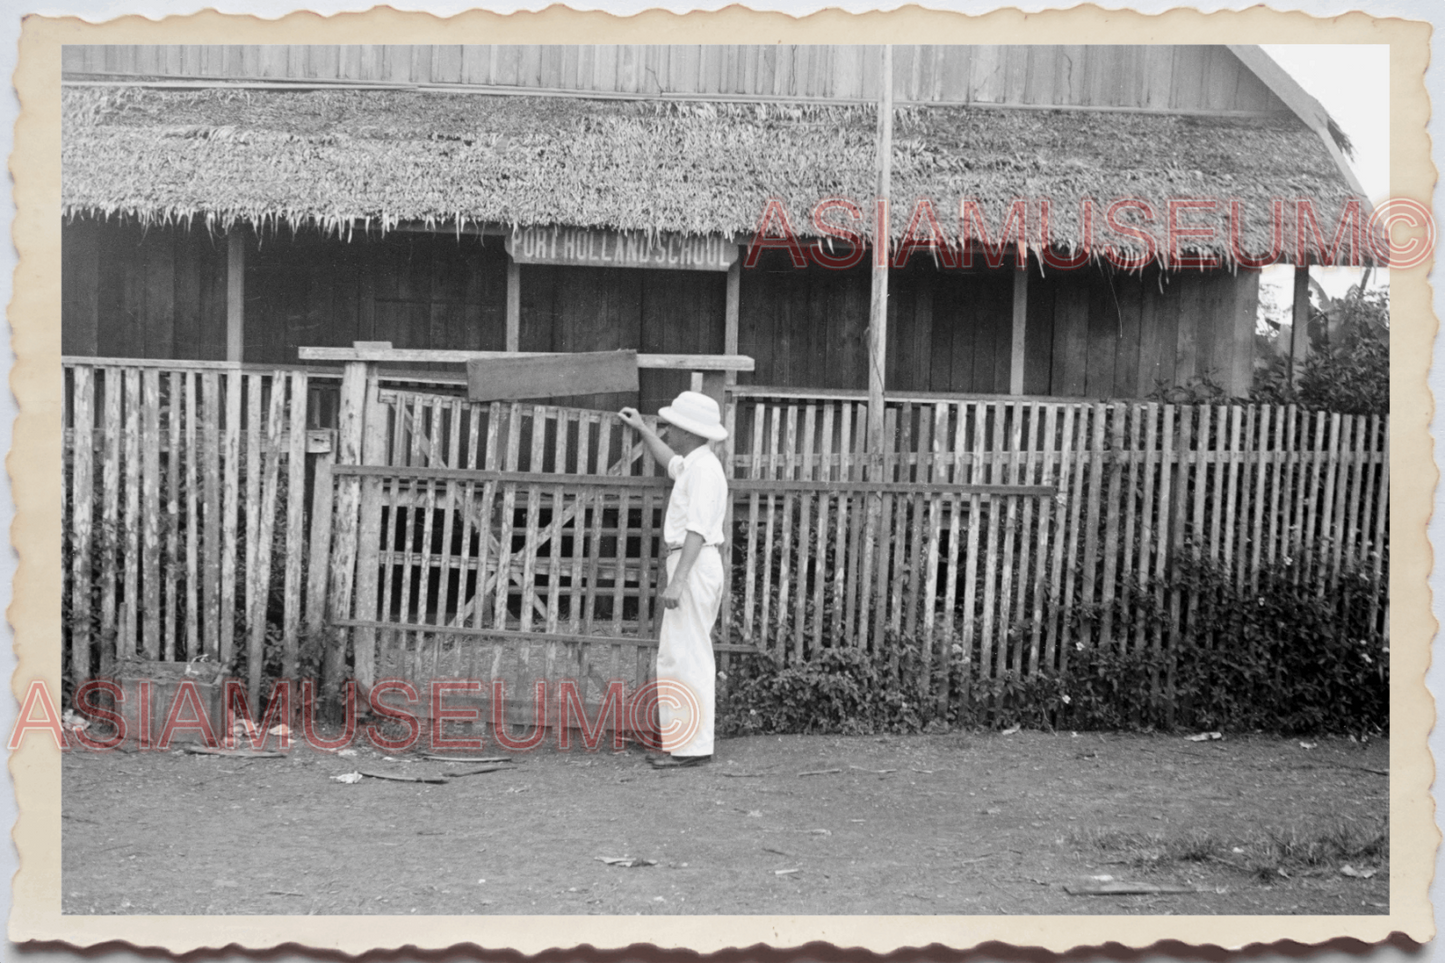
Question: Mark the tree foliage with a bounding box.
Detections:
[1253,282,1389,416]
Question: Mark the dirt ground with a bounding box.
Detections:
[61,729,1389,916]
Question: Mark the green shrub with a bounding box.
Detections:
[718,554,1387,737]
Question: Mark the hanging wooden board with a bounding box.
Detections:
[507,227,738,272]
[466,350,639,402]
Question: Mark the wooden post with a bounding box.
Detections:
[1290,263,1310,384]
[866,44,894,470]
[725,253,741,387]
[1010,261,1028,395]
[506,258,521,352]
[320,358,370,704]
[226,230,245,362]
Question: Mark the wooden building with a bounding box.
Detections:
[61,45,1367,404]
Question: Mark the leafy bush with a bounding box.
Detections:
[1164,553,1387,734]
[719,642,931,737]
[718,554,1387,737]
[1252,285,1389,416]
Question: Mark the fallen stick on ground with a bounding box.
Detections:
[957,852,1001,865]
[1326,762,1389,776]
[443,766,514,778]
[1064,881,1200,895]
[357,770,449,784]
[719,772,766,778]
[798,768,843,777]
[421,754,513,764]
[849,765,898,774]
[184,746,285,759]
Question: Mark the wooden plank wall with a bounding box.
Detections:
[520,264,726,414]
[62,360,323,699]
[64,45,1290,112]
[66,219,724,411]
[741,256,1259,398]
[62,217,229,359]
[67,218,1258,402]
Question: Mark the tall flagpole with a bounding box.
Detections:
[867,44,893,472]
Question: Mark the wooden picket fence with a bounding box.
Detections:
[726,388,1390,700]
[62,359,329,702]
[61,359,1390,717]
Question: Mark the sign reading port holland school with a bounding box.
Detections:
[507,226,739,272]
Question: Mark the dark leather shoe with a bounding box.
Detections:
[648,754,712,769]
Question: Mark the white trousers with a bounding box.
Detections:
[656,547,722,757]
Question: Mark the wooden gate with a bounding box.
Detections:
[312,350,756,732]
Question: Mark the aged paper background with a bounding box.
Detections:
[5,1,1438,957]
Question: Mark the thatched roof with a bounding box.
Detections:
[61,85,1369,266]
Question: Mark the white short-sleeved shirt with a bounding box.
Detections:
[664,444,728,548]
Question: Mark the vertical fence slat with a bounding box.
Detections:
[1250,405,1270,588]
[140,369,162,660]
[940,403,967,667]
[870,408,899,653]
[1166,407,1190,683]
[1132,403,1158,655]
[742,402,765,646]
[119,369,142,661]
[494,406,522,632]
[922,404,947,693]
[1354,415,1381,569]
[162,371,181,661]
[1233,406,1253,588]
[1367,420,1389,635]
[794,404,817,659]
[776,405,798,658]
[1117,404,1141,647]
[639,477,657,640]
[1077,404,1106,649]
[1011,404,1038,669]
[519,410,548,632]
[760,406,781,655]
[249,376,287,700]
[1301,412,1328,578]
[962,403,986,677]
[610,484,628,638]
[829,403,851,647]
[583,419,609,634]
[242,374,263,657]
[1151,405,1174,702]
[198,373,221,661]
[1027,403,1058,673]
[1318,412,1343,591]
[569,414,592,635]
[281,374,309,680]
[1098,404,1124,648]
[1221,405,1242,580]
[844,403,868,647]
[905,410,931,645]
[70,368,95,686]
[1045,405,1074,669]
[997,407,1021,671]
[475,402,503,630]
[352,375,390,690]
[1190,405,1210,561]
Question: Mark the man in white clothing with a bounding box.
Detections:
[618,391,729,769]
